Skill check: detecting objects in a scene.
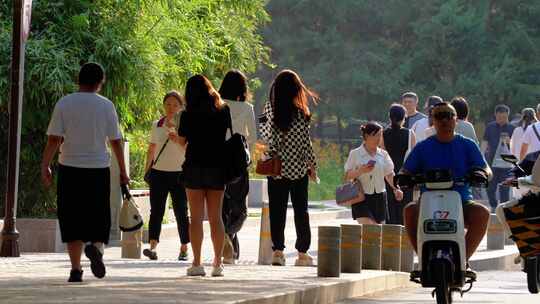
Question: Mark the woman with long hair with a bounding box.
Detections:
[345,122,403,224]
[143,91,190,261]
[175,75,229,277]
[511,108,538,158]
[261,69,319,267]
[381,104,414,224]
[217,70,257,264]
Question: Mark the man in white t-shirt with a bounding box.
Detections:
[411,96,444,142]
[41,63,129,283]
[520,103,540,160]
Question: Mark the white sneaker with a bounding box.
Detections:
[211,264,224,277]
[272,251,286,266]
[186,265,206,276]
[295,252,314,267]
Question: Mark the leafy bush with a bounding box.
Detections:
[0,0,270,217]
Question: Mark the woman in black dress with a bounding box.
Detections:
[382,104,415,225]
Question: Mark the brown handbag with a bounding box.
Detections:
[256,130,284,176]
[256,156,282,176]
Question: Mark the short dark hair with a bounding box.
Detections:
[78,62,105,86]
[450,96,469,120]
[426,96,443,109]
[389,104,406,128]
[360,121,383,139]
[218,70,251,102]
[495,104,510,114]
[400,91,418,101]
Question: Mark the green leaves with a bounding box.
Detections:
[0,0,269,217]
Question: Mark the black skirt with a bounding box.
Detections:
[57,164,111,244]
[351,192,388,224]
[182,166,225,190]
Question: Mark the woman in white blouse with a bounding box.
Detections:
[217,70,257,264]
[511,108,537,159]
[344,122,403,224]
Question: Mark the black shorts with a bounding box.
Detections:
[183,166,225,190]
[351,192,388,223]
[57,164,111,244]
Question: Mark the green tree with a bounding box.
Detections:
[258,0,540,130]
[0,0,270,217]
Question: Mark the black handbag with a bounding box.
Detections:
[224,106,251,184]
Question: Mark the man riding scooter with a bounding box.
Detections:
[400,102,493,274]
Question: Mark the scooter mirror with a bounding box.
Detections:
[501,154,519,164]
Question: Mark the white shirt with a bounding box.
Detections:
[511,126,526,158]
[411,117,430,142]
[225,100,257,147]
[522,122,540,155]
[149,117,185,172]
[344,145,394,194]
[47,92,122,168]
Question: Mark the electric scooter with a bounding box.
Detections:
[396,169,487,304]
[495,154,540,294]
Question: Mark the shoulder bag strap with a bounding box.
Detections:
[152,117,170,166]
[532,124,540,143]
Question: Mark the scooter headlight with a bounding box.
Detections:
[424,219,457,234]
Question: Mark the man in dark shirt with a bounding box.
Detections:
[401,91,427,129]
[482,104,515,211]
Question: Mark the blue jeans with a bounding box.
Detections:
[487,167,511,209]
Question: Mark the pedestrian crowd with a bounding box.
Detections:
[40,62,540,282]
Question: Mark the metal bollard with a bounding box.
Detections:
[318,226,341,277]
[487,213,505,250]
[121,229,142,259]
[341,224,362,273]
[400,225,415,272]
[382,224,402,271]
[362,224,382,270]
[257,201,273,265]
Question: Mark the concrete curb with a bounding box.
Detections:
[233,271,413,304]
[469,245,521,271]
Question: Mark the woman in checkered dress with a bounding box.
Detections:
[259,69,319,267]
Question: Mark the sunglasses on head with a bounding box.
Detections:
[433,111,455,121]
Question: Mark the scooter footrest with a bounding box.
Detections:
[465,270,477,282]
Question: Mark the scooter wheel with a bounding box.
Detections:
[526,256,540,294]
[433,262,452,304]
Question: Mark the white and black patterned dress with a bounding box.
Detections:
[260,101,317,180]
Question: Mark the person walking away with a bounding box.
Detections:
[142,91,190,261]
[176,75,229,277]
[217,70,257,264]
[381,105,414,225]
[511,108,537,159]
[450,96,479,145]
[260,70,319,267]
[345,122,404,224]
[400,92,425,129]
[482,104,515,212]
[41,63,129,282]
[411,96,443,142]
[520,104,540,160]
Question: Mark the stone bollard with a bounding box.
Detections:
[382,224,402,271]
[341,224,362,273]
[362,224,382,270]
[487,213,505,250]
[400,226,415,272]
[318,226,341,277]
[257,201,273,265]
[121,229,142,259]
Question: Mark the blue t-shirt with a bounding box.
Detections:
[403,134,488,201]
